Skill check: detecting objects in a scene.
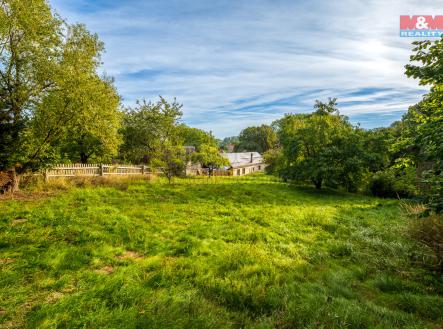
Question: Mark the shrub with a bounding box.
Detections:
[368,169,416,198]
[409,214,443,273]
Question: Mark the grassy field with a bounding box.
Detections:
[1,174,442,329]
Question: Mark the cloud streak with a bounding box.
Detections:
[50,0,431,137]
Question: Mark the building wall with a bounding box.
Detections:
[232,164,265,176]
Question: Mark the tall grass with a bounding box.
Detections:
[1,174,442,328]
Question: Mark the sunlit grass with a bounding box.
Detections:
[1,174,442,328]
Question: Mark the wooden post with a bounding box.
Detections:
[141,165,145,175]
[44,169,48,182]
[99,164,104,176]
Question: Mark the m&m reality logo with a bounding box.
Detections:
[400,15,443,37]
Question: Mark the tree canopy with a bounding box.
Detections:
[236,125,278,153]
[271,99,369,190]
[0,0,121,190]
[120,97,182,165]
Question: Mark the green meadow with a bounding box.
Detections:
[1,174,442,328]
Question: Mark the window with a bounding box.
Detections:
[237,169,240,176]
[242,168,245,174]
[258,166,261,170]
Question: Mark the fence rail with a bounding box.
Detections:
[45,164,153,179]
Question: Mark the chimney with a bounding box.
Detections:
[250,153,253,163]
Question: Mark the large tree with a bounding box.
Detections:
[236,125,277,153]
[178,125,218,150]
[397,37,443,211]
[120,97,183,164]
[34,25,121,165]
[273,99,367,190]
[0,1,121,190]
[0,0,62,177]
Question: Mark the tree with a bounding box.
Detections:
[0,2,121,191]
[236,125,277,153]
[273,100,367,190]
[220,136,239,152]
[263,148,285,175]
[0,0,62,189]
[152,141,186,184]
[178,125,218,150]
[120,97,182,164]
[55,76,122,164]
[399,38,443,212]
[192,144,229,177]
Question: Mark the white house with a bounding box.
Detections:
[221,152,266,176]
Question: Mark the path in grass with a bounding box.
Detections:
[1,174,442,328]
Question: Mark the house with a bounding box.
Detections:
[221,152,266,176]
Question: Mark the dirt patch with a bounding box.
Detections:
[12,218,28,225]
[0,258,15,265]
[45,292,64,303]
[116,251,143,260]
[95,265,114,275]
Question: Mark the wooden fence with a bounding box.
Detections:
[44,164,153,179]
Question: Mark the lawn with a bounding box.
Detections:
[1,174,442,328]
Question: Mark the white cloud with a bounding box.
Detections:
[50,0,433,137]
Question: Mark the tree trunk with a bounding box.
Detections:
[80,152,89,164]
[10,167,20,193]
[313,179,322,189]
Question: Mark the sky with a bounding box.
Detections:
[49,0,437,138]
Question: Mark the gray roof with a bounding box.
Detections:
[221,152,264,168]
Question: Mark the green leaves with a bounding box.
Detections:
[120,97,183,164]
[0,1,121,171]
[405,37,443,86]
[192,144,229,176]
[399,37,443,212]
[272,100,369,191]
[236,125,278,153]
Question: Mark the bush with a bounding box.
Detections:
[423,169,443,213]
[409,214,443,272]
[368,169,416,198]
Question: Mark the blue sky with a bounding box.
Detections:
[49,0,435,138]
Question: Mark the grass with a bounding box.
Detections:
[0,174,442,328]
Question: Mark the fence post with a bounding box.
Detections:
[141,165,145,175]
[99,164,104,176]
[44,169,48,182]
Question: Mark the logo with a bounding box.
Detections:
[400,15,443,37]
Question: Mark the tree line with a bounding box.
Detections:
[223,39,443,213]
[1,0,442,213]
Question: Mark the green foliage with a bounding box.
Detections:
[0,2,121,177]
[405,38,443,86]
[1,175,443,328]
[152,141,187,184]
[120,97,183,164]
[179,125,218,150]
[192,144,229,176]
[262,148,285,175]
[368,168,416,198]
[399,38,443,212]
[273,99,368,191]
[220,136,239,152]
[236,125,278,153]
[0,0,62,171]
